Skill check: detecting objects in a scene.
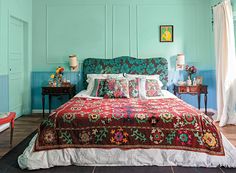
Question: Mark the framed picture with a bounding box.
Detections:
[160,25,174,42]
[196,76,203,85]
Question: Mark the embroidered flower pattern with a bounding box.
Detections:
[79,131,92,144]
[70,107,82,111]
[177,131,192,145]
[145,79,161,97]
[88,113,100,122]
[183,113,196,125]
[150,116,158,126]
[36,95,224,155]
[129,78,140,98]
[135,113,148,123]
[203,132,217,148]
[150,128,164,144]
[62,113,76,123]
[43,129,56,144]
[110,128,129,145]
[103,79,129,98]
[160,113,173,123]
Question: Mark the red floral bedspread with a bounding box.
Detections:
[35,97,224,156]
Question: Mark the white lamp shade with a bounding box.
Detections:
[176,54,185,70]
[69,55,78,71]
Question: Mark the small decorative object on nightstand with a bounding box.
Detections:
[49,66,65,87]
[42,84,76,118]
[185,65,197,83]
[173,84,208,115]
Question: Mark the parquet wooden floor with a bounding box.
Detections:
[0,114,235,159]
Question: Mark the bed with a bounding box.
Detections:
[18,56,236,170]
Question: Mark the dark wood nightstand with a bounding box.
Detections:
[42,84,76,118]
[173,85,208,114]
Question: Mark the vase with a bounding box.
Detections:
[186,75,192,86]
[188,74,192,80]
[53,81,57,87]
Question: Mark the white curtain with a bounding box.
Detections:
[213,0,236,127]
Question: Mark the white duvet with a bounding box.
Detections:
[18,90,236,170]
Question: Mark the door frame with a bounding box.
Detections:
[8,14,30,117]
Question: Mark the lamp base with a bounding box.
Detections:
[70,66,78,72]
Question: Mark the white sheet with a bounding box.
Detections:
[18,90,236,170]
[75,89,177,99]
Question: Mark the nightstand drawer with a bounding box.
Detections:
[43,87,62,94]
[178,86,187,93]
[173,84,208,115]
[189,86,199,93]
[42,87,74,94]
[177,86,200,93]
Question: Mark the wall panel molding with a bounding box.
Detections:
[136,5,139,58]
[46,4,107,64]
[112,5,131,58]
[33,0,213,70]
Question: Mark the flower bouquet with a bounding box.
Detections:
[49,66,64,86]
[185,65,197,80]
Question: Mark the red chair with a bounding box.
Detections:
[0,112,16,147]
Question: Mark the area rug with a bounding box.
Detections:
[0,131,233,173]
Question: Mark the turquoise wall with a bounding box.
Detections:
[31,0,219,111]
[0,0,32,113]
[32,0,214,72]
[0,0,234,113]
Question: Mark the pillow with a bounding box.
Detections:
[103,78,129,98]
[90,79,106,97]
[125,74,163,89]
[128,78,141,98]
[143,79,163,97]
[86,74,123,95]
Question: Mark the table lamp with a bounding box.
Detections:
[176,54,185,70]
[69,54,78,72]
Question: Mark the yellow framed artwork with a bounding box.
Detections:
[160,25,174,42]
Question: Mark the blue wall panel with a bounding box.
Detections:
[32,70,217,111]
[0,75,9,112]
[31,71,82,110]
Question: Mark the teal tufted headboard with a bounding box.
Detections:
[82,56,168,89]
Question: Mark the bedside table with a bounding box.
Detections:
[173,85,208,114]
[42,84,76,118]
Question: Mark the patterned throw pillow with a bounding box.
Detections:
[128,78,140,98]
[103,79,129,98]
[125,74,163,89]
[86,74,123,95]
[145,79,162,97]
[90,79,106,97]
